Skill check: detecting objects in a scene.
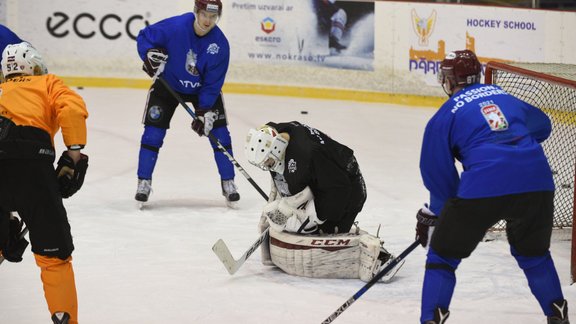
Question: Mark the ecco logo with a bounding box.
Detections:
[46,12,149,40]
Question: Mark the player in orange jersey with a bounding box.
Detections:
[0,42,88,324]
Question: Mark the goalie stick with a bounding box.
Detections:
[0,226,29,266]
[212,228,270,275]
[321,240,420,324]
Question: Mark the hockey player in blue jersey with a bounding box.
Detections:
[134,0,240,206]
[0,24,23,53]
[0,24,24,81]
[415,50,568,324]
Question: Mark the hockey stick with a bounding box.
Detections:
[212,227,269,275]
[156,76,268,201]
[321,240,420,324]
[0,226,29,266]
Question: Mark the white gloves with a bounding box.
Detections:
[192,109,218,136]
[263,186,325,234]
[201,110,217,136]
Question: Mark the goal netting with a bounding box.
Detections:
[484,61,576,282]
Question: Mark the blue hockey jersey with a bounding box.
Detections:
[136,13,230,110]
[0,24,23,54]
[420,83,555,215]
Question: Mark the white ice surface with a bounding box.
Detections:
[0,88,574,323]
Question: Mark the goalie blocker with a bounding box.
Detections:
[267,227,404,282]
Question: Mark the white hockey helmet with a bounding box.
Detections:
[1,42,47,78]
[245,125,288,174]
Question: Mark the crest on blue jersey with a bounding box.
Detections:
[481,104,508,131]
[186,49,199,76]
[207,43,220,55]
[288,158,297,173]
[148,105,163,121]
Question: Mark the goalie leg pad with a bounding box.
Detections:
[258,215,274,266]
[359,233,383,282]
[269,228,362,279]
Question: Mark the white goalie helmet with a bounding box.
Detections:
[245,125,289,174]
[1,42,48,78]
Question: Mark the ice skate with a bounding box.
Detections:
[548,299,569,324]
[221,179,240,208]
[135,179,152,208]
[52,312,70,324]
[424,307,450,324]
[329,35,347,55]
[377,246,405,283]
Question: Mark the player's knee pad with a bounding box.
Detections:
[141,125,166,151]
[426,247,460,272]
[331,8,347,33]
[511,246,551,270]
[210,126,232,148]
[331,8,347,25]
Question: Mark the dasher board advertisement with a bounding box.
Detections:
[228,1,375,71]
[403,4,545,85]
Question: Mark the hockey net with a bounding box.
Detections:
[485,61,576,281]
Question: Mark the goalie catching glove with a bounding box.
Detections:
[191,109,218,136]
[263,186,325,234]
[55,151,89,198]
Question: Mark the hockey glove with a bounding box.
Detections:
[280,198,324,234]
[1,216,29,263]
[416,205,437,248]
[143,48,168,78]
[263,187,324,234]
[0,116,14,141]
[191,109,218,136]
[56,151,89,198]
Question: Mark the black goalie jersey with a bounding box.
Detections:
[267,121,366,234]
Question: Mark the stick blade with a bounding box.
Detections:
[212,239,240,275]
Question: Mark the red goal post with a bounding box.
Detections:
[485,61,576,282]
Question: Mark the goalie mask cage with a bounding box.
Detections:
[485,61,576,282]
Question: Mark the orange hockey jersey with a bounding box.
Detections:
[0,74,88,148]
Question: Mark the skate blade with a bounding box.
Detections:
[137,201,147,210]
[225,200,239,209]
[381,259,406,283]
